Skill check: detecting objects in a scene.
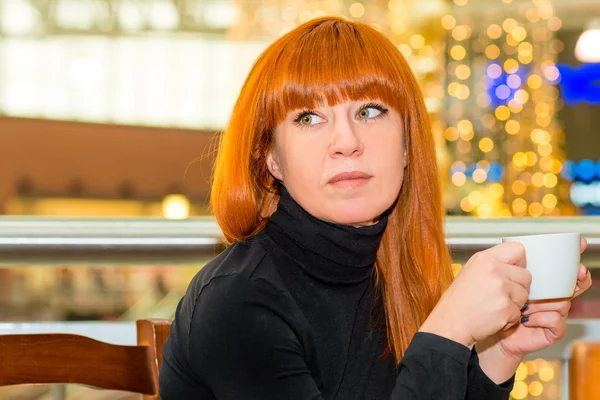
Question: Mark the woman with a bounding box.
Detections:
[159,17,591,399]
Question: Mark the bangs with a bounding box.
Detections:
[263,18,408,127]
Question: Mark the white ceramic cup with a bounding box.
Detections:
[501,232,581,301]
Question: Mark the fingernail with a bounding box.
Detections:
[521,302,529,312]
[521,315,529,324]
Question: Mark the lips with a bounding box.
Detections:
[328,171,372,184]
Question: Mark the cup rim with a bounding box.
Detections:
[501,232,580,241]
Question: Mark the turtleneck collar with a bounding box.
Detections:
[265,186,388,284]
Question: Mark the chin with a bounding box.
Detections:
[326,203,388,227]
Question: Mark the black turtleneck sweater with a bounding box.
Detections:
[159,188,514,399]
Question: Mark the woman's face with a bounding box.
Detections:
[267,99,406,226]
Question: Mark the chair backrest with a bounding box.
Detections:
[0,318,171,398]
[137,318,172,400]
[569,341,600,400]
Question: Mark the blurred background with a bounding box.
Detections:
[0,0,599,399]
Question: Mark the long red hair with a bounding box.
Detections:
[211,17,453,363]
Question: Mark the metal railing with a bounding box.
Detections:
[1,215,599,265]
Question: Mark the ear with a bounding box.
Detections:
[403,146,408,169]
[266,151,283,181]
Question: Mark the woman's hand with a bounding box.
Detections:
[419,242,531,348]
[476,237,593,384]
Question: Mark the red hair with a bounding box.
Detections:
[211,17,453,363]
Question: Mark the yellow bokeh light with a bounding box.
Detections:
[518,41,533,55]
[490,183,504,197]
[536,102,551,114]
[349,3,365,18]
[398,44,411,57]
[410,34,425,49]
[509,99,524,113]
[514,89,529,104]
[526,360,539,375]
[540,156,553,171]
[469,191,483,205]
[452,172,467,186]
[495,106,511,121]
[454,0,468,5]
[515,363,528,381]
[529,202,543,217]
[513,152,527,168]
[512,180,527,195]
[441,15,456,30]
[543,194,558,209]
[485,44,500,59]
[512,198,527,214]
[479,138,494,153]
[519,52,533,64]
[504,59,519,74]
[445,127,459,141]
[502,18,519,33]
[506,120,520,135]
[452,25,469,41]
[487,24,503,39]
[529,381,544,396]
[456,64,471,80]
[391,20,406,35]
[473,169,488,183]
[512,26,527,42]
[461,197,475,212]
[451,45,466,60]
[477,204,493,218]
[539,365,555,382]
[532,172,544,187]
[506,33,519,47]
[551,160,563,174]
[537,114,551,127]
[539,144,553,157]
[544,173,558,188]
[162,194,190,220]
[528,74,543,89]
[456,85,470,100]
[526,151,538,166]
[457,119,473,135]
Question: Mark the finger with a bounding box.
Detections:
[523,300,571,318]
[578,264,588,280]
[486,242,527,268]
[501,263,533,292]
[574,268,592,298]
[510,284,530,310]
[521,311,567,339]
[581,237,588,254]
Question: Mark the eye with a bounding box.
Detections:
[294,112,324,127]
[357,107,383,119]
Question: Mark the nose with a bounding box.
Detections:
[328,116,364,158]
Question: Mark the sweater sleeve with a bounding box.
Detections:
[391,332,472,399]
[465,347,515,399]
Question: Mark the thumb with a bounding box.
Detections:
[485,242,527,268]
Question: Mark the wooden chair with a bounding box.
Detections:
[0,318,171,400]
[569,341,600,400]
